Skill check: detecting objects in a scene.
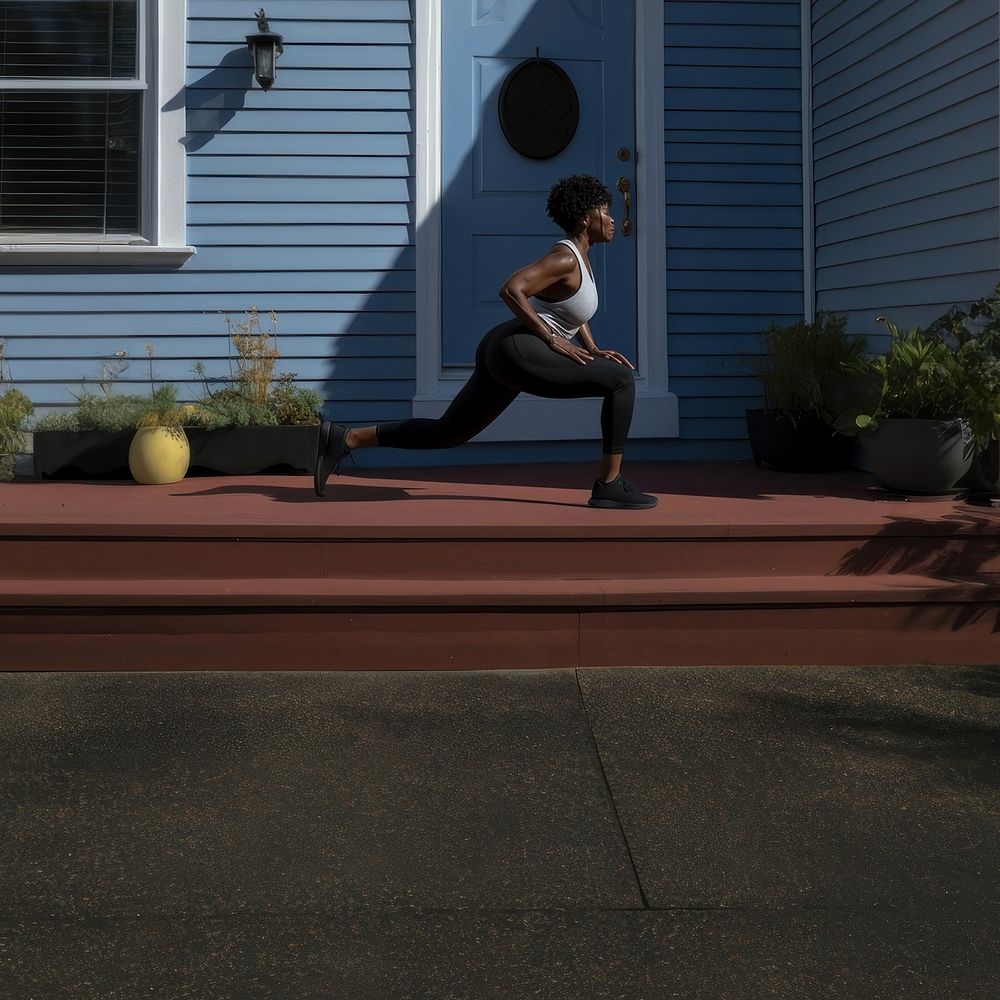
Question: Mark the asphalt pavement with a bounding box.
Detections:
[1,665,998,999]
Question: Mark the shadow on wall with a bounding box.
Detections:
[180,49,255,153]
[328,0,629,469]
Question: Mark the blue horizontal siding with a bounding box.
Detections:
[4,314,413,338]
[190,20,412,45]
[22,380,416,407]
[2,272,415,294]
[188,69,412,90]
[14,357,416,383]
[816,213,998,270]
[666,140,801,164]
[665,45,802,69]
[198,1,410,18]
[196,133,411,156]
[2,293,415,313]
[668,227,802,249]
[4,335,415,358]
[664,0,802,460]
[187,110,412,133]
[188,42,411,69]
[3,314,416,337]
[187,224,413,246]
[812,0,999,332]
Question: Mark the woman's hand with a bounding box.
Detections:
[592,348,635,369]
[547,335,593,366]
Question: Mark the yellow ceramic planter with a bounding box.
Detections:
[128,427,190,484]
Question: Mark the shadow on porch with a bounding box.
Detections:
[1,460,998,670]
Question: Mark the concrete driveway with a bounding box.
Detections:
[2,666,997,998]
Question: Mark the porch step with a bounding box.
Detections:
[4,531,998,582]
[0,573,996,608]
[2,464,999,668]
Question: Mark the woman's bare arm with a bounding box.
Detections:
[498,248,593,365]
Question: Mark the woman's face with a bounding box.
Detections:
[583,203,614,243]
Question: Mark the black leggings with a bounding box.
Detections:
[376,320,635,455]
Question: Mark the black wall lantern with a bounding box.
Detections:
[246,8,283,90]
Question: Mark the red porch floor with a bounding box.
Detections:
[1,460,998,669]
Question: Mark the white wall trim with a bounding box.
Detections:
[801,0,815,322]
[413,0,678,440]
[414,0,443,398]
[154,0,190,253]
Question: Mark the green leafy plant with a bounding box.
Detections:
[925,283,1000,445]
[135,384,209,429]
[0,341,35,480]
[268,373,323,426]
[33,391,153,433]
[754,313,866,423]
[0,390,33,482]
[836,318,969,435]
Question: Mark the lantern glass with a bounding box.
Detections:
[255,42,275,83]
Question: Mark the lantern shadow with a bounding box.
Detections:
[179,49,255,153]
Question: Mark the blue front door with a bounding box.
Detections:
[441,0,637,368]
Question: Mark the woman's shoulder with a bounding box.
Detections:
[542,241,579,267]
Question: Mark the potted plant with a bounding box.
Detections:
[31,310,322,479]
[32,389,155,479]
[128,385,194,485]
[183,308,322,475]
[925,284,1000,494]
[746,313,865,471]
[0,340,34,482]
[836,318,974,493]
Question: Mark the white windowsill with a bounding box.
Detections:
[412,385,680,441]
[0,244,196,266]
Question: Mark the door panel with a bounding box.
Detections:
[442,0,636,367]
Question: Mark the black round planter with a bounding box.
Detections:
[971,437,1000,493]
[864,418,974,494]
[745,409,855,472]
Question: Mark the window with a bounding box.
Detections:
[0,0,191,264]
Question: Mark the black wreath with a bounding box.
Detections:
[498,58,580,160]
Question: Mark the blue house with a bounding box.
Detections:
[0,0,997,469]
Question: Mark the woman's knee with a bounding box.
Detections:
[611,366,636,394]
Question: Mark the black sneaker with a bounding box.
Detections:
[314,420,351,497]
[588,474,658,509]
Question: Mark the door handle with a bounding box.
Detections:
[617,176,632,236]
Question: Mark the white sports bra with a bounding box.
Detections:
[527,239,599,340]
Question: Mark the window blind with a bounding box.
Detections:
[0,1,137,78]
[0,1,141,236]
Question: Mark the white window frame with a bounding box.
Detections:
[0,0,193,265]
[412,0,678,441]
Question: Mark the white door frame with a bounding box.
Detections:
[413,0,678,440]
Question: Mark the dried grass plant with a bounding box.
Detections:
[223,307,280,407]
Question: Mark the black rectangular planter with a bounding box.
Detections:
[33,425,320,480]
[186,425,319,475]
[33,430,134,480]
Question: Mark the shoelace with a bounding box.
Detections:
[331,447,357,475]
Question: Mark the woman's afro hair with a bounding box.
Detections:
[545,174,612,232]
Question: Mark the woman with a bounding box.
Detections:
[314,174,657,509]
